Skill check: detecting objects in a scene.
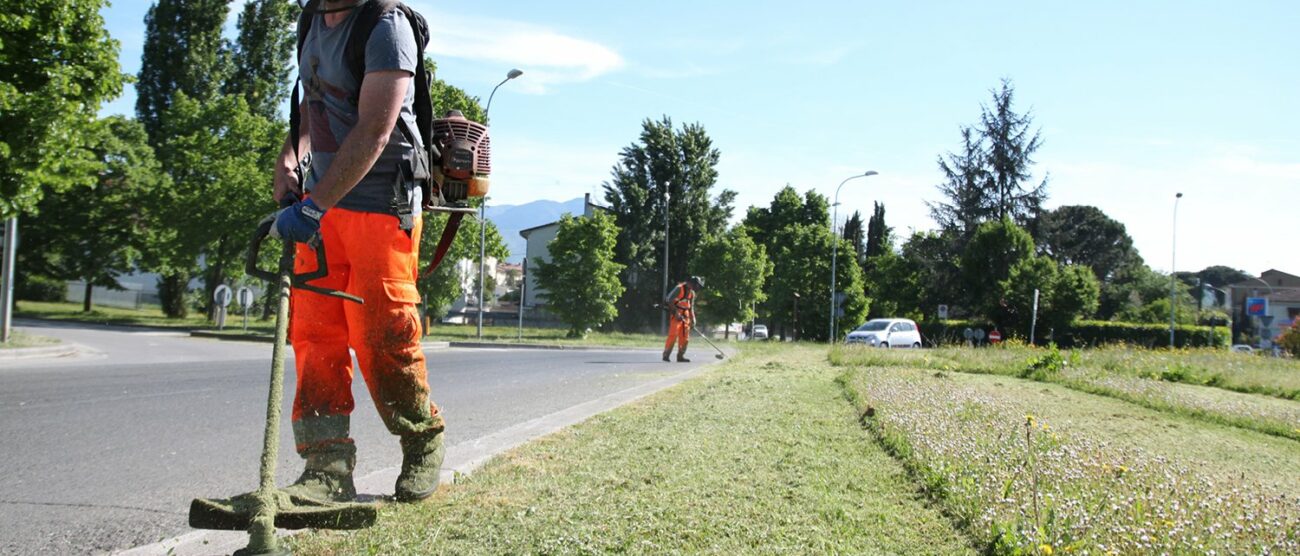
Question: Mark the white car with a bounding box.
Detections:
[751,324,769,340]
[845,318,922,348]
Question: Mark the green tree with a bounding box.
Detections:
[1049,263,1101,329]
[1194,265,1250,289]
[1,0,126,217]
[143,92,281,317]
[928,126,991,241]
[765,224,868,342]
[603,116,735,332]
[136,0,231,140]
[892,230,962,319]
[688,227,772,338]
[533,212,625,338]
[1036,205,1139,282]
[981,78,1047,226]
[18,117,168,311]
[417,209,509,322]
[864,202,891,260]
[136,0,234,316]
[864,247,923,320]
[961,217,1036,323]
[841,210,865,266]
[998,255,1058,337]
[225,0,296,120]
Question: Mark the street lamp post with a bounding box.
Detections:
[484,68,523,121]
[477,69,522,340]
[829,170,878,343]
[661,186,671,336]
[1168,192,1183,347]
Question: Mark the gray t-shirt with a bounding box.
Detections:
[299,8,420,214]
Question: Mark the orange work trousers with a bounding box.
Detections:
[288,208,442,455]
[664,314,691,352]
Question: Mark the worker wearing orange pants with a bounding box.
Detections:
[663,276,704,362]
[288,208,444,503]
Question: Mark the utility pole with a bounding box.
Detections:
[477,199,487,339]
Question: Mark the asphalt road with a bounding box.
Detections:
[0,321,698,555]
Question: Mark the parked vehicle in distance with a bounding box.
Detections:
[1231,344,1255,354]
[751,324,769,341]
[845,318,922,348]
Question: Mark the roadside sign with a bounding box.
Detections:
[973,328,986,341]
[213,285,233,308]
[1246,297,1268,317]
[237,287,254,310]
[962,327,974,339]
[938,304,949,320]
[988,329,1003,343]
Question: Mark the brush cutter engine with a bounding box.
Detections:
[426,110,490,209]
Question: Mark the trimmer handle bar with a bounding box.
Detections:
[246,214,364,305]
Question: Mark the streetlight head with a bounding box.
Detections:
[507,69,523,80]
[864,170,879,177]
[1176,192,1183,198]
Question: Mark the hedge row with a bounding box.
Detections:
[916,319,1229,349]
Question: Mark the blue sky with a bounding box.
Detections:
[99,0,1299,277]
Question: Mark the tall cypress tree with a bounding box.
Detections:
[225,0,296,120]
[136,0,232,140]
[603,116,735,332]
[864,202,891,260]
[841,210,865,265]
[136,0,232,317]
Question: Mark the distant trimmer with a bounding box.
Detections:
[691,325,727,360]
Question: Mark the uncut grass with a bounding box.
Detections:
[291,344,975,555]
[0,330,60,349]
[839,366,1300,554]
[832,346,1300,442]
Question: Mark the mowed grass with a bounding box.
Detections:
[833,345,1300,441]
[838,365,1300,554]
[290,344,975,555]
[423,324,669,349]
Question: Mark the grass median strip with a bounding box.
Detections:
[838,364,1300,554]
[290,344,974,555]
[832,345,1300,442]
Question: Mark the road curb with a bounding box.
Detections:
[0,343,77,360]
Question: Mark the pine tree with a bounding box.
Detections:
[928,126,991,241]
[981,78,1047,226]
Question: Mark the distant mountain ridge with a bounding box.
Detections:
[485,197,586,263]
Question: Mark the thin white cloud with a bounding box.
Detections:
[411,5,624,93]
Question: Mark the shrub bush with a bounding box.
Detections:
[1056,320,1227,349]
[16,275,67,302]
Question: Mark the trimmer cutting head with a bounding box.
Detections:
[189,490,377,531]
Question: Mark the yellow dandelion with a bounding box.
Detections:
[1024,414,1036,425]
[1039,544,1054,555]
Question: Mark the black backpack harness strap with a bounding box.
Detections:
[294,0,462,275]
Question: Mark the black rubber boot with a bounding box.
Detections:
[662,348,672,362]
[280,442,357,503]
[676,347,690,363]
[395,427,445,502]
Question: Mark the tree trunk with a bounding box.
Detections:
[159,273,188,318]
[82,280,93,313]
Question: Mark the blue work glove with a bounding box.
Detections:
[272,198,326,243]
